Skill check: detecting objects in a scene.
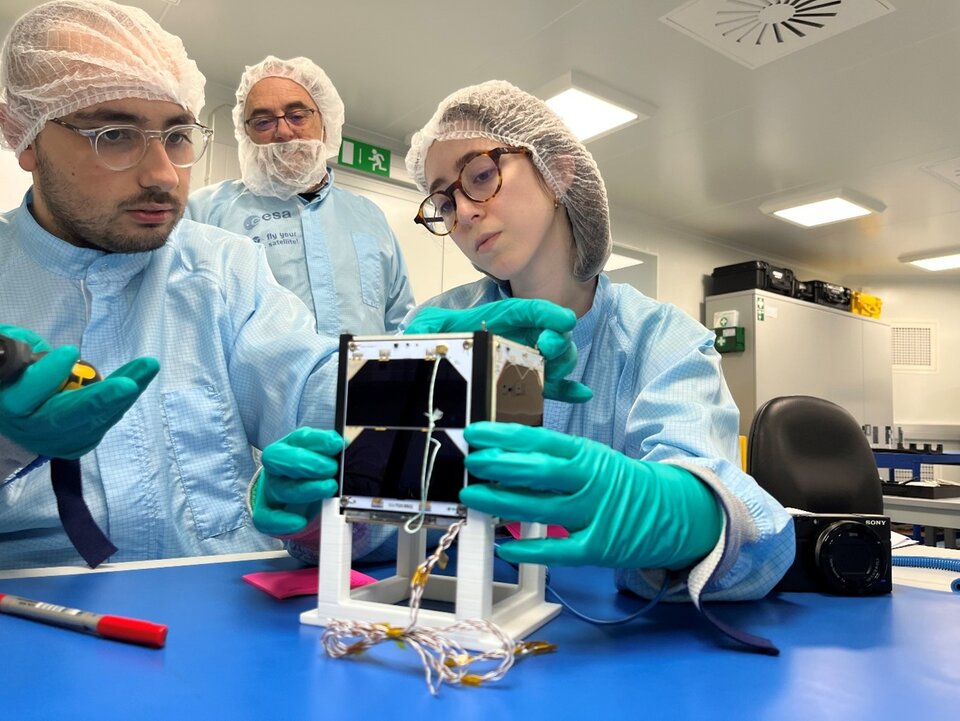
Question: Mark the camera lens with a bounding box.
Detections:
[814,520,890,595]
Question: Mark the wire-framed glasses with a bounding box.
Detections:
[414,146,532,236]
[49,118,213,171]
[244,108,318,135]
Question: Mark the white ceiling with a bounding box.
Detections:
[3,0,960,280]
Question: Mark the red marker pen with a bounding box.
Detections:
[0,592,167,648]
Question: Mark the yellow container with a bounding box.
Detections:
[851,290,882,318]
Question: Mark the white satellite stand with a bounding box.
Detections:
[300,499,561,651]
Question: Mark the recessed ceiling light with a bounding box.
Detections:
[539,71,656,142]
[899,249,960,271]
[760,188,885,228]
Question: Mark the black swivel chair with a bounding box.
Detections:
[746,395,883,514]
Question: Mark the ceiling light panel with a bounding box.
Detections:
[545,89,638,142]
[539,71,656,142]
[760,188,885,228]
[899,249,960,271]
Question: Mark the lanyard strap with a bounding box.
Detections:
[50,457,117,568]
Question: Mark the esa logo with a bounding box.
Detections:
[243,210,293,231]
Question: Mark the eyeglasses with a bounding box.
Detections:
[414,147,532,236]
[244,108,318,135]
[49,118,213,171]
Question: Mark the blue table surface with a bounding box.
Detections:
[1,554,958,720]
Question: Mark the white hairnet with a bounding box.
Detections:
[406,80,611,281]
[0,0,205,157]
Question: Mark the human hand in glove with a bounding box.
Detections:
[251,427,344,535]
[0,324,159,459]
[460,422,723,570]
[404,298,591,403]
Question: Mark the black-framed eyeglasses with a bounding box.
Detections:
[413,146,532,236]
[244,108,318,135]
[49,118,213,171]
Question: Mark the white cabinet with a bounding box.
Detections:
[705,289,893,436]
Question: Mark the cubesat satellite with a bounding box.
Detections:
[300,332,562,649]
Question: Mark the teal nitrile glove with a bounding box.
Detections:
[461,422,723,570]
[404,299,592,404]
[252,427,344,535]
[0,324,159,459]
[0,324,48,350]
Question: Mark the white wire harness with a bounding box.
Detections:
[403,354,444,535]
[319,519,556,696]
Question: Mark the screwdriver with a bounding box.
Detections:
[0,333,101,390]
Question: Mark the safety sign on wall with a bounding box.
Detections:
[339,137,391,178]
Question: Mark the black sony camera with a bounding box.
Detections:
[776,513,892,595]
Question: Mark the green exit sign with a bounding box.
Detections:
[339,137,391,177]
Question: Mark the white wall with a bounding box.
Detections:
[854,278,959,431]
[194,81,239,193]
[0,148,30,211]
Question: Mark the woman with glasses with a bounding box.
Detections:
[403,81,793,643]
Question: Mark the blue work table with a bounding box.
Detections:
[1,552,957,720]
[874,450,960,483]
[876,450,960,546]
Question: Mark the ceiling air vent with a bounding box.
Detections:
[660,0,896,69]
[922,156,960,192]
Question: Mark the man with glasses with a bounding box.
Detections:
[0,0,354,569]
[188,56,415,340]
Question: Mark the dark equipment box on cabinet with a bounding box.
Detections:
[711,260,795,297]
[794,280,814,302]
[806,280,851,310]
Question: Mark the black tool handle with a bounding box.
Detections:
[0,334,38,383]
